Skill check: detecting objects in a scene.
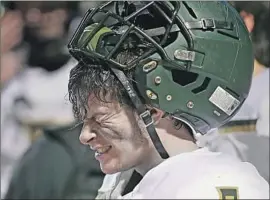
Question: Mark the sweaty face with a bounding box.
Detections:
[79,96,152,174]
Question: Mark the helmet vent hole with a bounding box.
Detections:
[192,77,211,94]
[172,69,198,86]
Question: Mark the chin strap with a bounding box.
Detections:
[111,68,169,159]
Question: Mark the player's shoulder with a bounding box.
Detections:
[182,149,269,198]
[189,160,269,199]
[130,148,269,199]
[182,148,268,196]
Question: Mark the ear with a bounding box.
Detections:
[240,10,254,33]
[149,107,165,125]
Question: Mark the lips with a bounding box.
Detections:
[96,146,111,154]
[91,145,112,157]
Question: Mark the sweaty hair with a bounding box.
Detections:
[68,52,138,121]
[232,1,270,67]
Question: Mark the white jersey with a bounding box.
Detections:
[120,148,269,199]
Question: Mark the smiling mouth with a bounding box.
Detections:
[95,146,112,157]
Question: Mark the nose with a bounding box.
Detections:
[79,126,97,145]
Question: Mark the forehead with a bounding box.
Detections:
[87,94,121,117]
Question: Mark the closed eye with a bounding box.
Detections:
[99,124,122,139]
[99,121,114,128]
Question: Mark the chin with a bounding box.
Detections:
[100,157,137,174]
[100,164,120,174]
[101,167,119,174]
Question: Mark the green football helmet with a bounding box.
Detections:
[68,1,253,159]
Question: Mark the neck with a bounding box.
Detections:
[158,127,198,157]
[253,59,266,77]
[135,119,198,176]
[135,148,163,176]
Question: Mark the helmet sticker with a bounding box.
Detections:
[209,86,240,116]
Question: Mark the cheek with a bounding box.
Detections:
[99,112,152,173]
[121,123,149,150]
[100,135,148,174]
[118,134,150,165]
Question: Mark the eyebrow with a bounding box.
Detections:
[85,109,109,121]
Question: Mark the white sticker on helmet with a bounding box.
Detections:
[209,86,240,116]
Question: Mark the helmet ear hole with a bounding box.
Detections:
[171,69,198,86]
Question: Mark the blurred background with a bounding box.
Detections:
[0,1,269,199]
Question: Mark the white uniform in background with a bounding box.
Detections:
[1,58,77,198]
[256,94,269,138]
[96,148,269,199]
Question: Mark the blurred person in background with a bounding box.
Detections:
[200,1,270,182]
[0,3,26,87]
[1,3,30,198]
[1,1,104,199]
[5,121,104,199]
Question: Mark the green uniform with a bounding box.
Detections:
[5,123,104,199]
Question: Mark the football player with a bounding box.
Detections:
[67,1,269,198]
